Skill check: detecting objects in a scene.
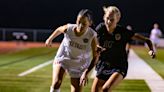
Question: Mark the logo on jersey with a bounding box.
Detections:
[115,34,121,40]
[70,41,87,50]
[103,41,114,48]
[83,38,89,43]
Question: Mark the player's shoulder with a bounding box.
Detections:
[87,27,97,37]
[88,27,96,33]
[95,22,106,36]
[96,22,105,31]
[116,25,135,36]
[116,25,134,33]
[97,22,105,27]
[64,23,77,33]
[116,25,127,31]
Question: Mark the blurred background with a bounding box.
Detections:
[0,0,163,42]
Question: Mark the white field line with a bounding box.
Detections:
[18,60,53,77]
[126,49,164,92]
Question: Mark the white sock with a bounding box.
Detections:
[50,86,60,92]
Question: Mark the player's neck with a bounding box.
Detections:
[106,26,115,34]
[74,27,86,37]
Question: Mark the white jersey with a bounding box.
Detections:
[54,24,97,78]
[150,28,162,44]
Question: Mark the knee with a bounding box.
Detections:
[102,87,108,92]
[52,79,62,89]
[102,86,112,92]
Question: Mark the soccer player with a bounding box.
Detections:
[45,9,98,92]
[150,23,162,53]
[81,6,156,92]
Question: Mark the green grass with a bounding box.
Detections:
[0,47,152,92]
[132,45,164,79]
[60,78,150,92]
[0,47,57,75]
[0,47,57,92]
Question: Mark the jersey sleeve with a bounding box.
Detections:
[65,23,71,34]
[89,27,97,40]
[95,23,105,38]
[64,23,76,36]
[125,28,135,41]
[93,29,97,37]
[159,29,162,36]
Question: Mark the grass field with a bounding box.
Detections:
[132,46,164,79]
[1,45,163,92]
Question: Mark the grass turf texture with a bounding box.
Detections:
[0,47,152,92]
[132,45,164,79]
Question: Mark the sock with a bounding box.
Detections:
[50,86,60,92]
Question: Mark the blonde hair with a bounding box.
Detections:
[103,6,121,20]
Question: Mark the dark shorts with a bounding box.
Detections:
[95,61,127,81]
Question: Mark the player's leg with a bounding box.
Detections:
[70,78,82,92]
[50,63,65,92]
[91,77,106,92]
[102,72,123,92]
[151,39,157,53]
[154,43,158,53]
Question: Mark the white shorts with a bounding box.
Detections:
[53,57,90,78]
[150,38,159,45]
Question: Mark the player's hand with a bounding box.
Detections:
[45,39,52,47]
[148,50,156,59]
[80,71,88,86]
[97,45,106,53]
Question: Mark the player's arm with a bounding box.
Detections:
[80,36,99,86]
[86,37,99,75]
[159,30,162,37]
[132,33,156,58]
[45,24,68,47]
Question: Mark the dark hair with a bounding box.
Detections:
[78,9,93,22]
[78,9,95,29]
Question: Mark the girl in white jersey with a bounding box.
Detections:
[150,23,162,52]
[45,9,99,92]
